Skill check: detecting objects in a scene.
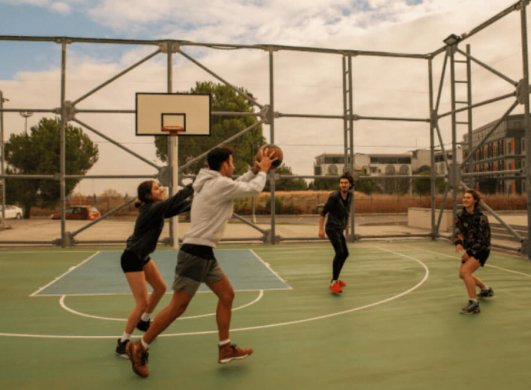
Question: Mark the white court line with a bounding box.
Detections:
[250,248,292,289]
[59,290,265,321]
[29,251,100,297]
[0,250,97,255]
[0,246,430,339]
[403,244,531,279]
[37,288,284,297]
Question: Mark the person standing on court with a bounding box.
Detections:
[126,146,276,378]
[454,189,493,314]
[115,180,193,358]
[319,172,354,295]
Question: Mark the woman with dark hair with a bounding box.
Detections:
[454,189,493,314]
[115,180,193,357]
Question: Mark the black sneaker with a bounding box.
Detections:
[115,338,130,359]
[460,300,480,314]
[136,319,151,332]
[478,287,494,298]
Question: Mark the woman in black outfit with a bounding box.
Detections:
[115,180,193,357]
[454,189,493,314]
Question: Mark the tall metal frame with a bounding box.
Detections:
[429,0,531,257]
[0,0,529,250]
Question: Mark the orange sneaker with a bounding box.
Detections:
[338,280,347,288]
[218,343,253,364]
[329,282,342,294]
[126,341,150,378]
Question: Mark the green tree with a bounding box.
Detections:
[310,177,338,190]
[264,166,308,191]
[356,174,380,195]
[155,81,265,175]
[5,117,99,217]
[412,167,446,195]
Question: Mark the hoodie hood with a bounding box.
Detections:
[193,168,221,194]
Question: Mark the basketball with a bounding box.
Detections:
[256,144,283,168]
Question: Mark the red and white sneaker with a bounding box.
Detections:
[329,282,342,294]
[218,343,253,364]
[338,280,347,288]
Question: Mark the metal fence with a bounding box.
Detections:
[0,0,530,255]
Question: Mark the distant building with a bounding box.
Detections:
[411,147,463,176]
[356,153,412,177]
[463,114,526,194]
[314,149,463,193]
[313,154,352,176]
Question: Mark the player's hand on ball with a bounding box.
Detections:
[256,147,277,173]
[255,144,283,173]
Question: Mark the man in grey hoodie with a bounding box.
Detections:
[126,146,276,378]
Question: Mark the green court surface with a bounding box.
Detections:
[2,240,531,389]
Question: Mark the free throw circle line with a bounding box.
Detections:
[58,289,265,321]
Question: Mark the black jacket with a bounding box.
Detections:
[454,206,491,258]
[320,190,352,230]
[125,185,193,259]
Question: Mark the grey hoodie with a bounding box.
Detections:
[182,168,267,247]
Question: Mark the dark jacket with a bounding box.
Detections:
[320,190,352,230]
[125,185,194,259]
[454,206,491,258]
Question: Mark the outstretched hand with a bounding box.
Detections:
[253,147,278,173]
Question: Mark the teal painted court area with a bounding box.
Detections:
[33,249,290,296]
[2,240,531,389]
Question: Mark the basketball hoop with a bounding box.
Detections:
[162,125,185,136]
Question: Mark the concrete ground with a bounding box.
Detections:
[0,211,527,253]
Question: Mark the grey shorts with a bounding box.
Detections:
[172,250,225,296]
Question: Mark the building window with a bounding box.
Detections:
[506,138,514,154]
[327,164,338,175]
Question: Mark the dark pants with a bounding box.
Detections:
[326,227,349,281]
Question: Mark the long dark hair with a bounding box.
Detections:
[135,180,154,208]
[464,189,481,209]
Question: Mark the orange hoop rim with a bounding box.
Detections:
[162,126,185,135]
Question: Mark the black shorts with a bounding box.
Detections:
[467,250,490,267]
[120,250,151,273]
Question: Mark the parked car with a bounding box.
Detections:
[51,206,101,220]
[0,205,23,220]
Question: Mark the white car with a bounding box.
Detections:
[0,205,23,219]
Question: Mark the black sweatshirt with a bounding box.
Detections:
[125,185,194,259]
[320,190,353,230]
[454,206,491,258]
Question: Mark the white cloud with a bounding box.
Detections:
[0,0,525,194]
[80,0,517,48]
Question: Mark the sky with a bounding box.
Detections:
[0,0,525,195]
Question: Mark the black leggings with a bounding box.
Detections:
[326,228,349,281]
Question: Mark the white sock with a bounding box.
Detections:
[140,313,151,322]
[120,332,131,343]
[141,338,150,350]
[330,280,337,286]
[470,298,478,303]
[218,339,231,347]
